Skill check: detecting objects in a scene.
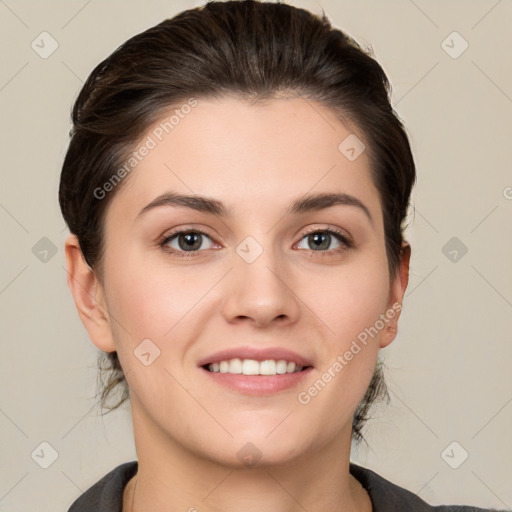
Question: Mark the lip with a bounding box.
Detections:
[201,367,314,395]
[197,346,314,368]
[197,346,314,396]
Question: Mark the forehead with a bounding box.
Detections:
[106,96,382,228]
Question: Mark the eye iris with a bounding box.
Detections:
[309,232,330,250]
[179,232,202,251]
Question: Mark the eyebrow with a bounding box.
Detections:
[137,191,373,225]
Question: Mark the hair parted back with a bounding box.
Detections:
[59,0,416,443]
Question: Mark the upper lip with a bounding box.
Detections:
[198,346,314,368]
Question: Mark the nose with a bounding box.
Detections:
[221,243,300,328]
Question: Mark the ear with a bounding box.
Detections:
[64,234,116,352]
[379,241,411,349]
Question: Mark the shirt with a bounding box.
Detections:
[67,460,501,511]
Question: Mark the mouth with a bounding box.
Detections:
[198,347,314,395]
[202,358,310,375]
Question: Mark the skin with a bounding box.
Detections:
[65,96,410,512]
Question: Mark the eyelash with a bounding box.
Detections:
[158,226,353,259]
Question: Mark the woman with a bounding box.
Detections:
[59,1,502,510]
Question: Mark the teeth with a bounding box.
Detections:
[229,358,242,374]
[242,359,260,375]
[286,362,296,373]
[276,360,287,374]
[259,360,276,375]
[207,358,304,375]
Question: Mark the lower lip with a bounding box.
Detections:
[200,367,314,395]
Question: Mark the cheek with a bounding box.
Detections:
[295,252,390,400]
[103,259,208,403]
[102,252,229,392]
[105,256,211,342]
[293,270,389,441]
[302,255,391,348]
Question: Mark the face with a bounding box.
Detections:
[80,96,407,468]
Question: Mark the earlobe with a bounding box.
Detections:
[64,234,116,352]
[379,241,411,349]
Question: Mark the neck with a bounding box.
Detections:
[125,404,371,512]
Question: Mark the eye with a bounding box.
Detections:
[160,229,215,256]
[159,226,352,258]
[296,228,352,253]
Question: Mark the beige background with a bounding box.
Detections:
[1,0,511,510]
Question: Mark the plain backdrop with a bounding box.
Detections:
[1,0,511,510]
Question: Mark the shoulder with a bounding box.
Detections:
[66,461,138,512]
[350,463,501,512]
[67,460,502,512]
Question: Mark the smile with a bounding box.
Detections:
[206,358,305,375]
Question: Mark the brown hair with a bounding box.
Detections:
[59,0,415,442]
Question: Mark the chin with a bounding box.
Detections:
[205,440,308,470]
[192,422,316,470]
